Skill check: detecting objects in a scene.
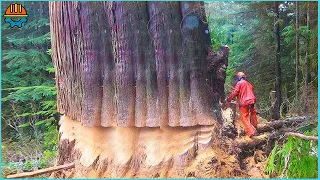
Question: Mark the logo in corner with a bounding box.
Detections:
[4,3,28,28]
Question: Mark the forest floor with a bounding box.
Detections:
[183,137,269,178]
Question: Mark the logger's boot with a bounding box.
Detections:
[249,130,259,138]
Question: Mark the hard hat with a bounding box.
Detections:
[4,3,28,17]
[236,72,246,81]
[236,72,246,78]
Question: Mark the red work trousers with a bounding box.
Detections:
[239,104,258,136]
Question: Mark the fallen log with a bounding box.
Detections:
[285,132,318,141]
[221,115,313,139]
[233,116,313,149]
[234,132,280,150]
[257,115,312,133]
[6,162,75,178]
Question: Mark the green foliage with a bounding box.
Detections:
[206,1,318,117]
[266,132,318,178]
[40,124,58,168]
[1,2,58,176]
[2,123,58,176]
[266,141,278,174]
[205,2,256,90]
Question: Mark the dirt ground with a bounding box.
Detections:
[183,143,269,178]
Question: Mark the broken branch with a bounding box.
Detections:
[6,162,75,178]
[284,132,318,141]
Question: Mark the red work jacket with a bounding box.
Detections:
[227,79,256,106]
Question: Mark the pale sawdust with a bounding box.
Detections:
[59,115,215,177]
[58,115,269,178]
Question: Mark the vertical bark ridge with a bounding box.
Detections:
[148,2,169,126]
[64,2,83,123]
[180,2,214,126]
[50,2,105,126]
[165,2,183,127]
[50,2,81,122]
[132,3,149,127]
[145,3,160,127]
[77,2,103,126]
[114,3,136,127]
[100,2,116,127]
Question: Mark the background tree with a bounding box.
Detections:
[206,1,318,118]
[295,1,300,99]
[1,2,58,176]
[273,1,282,120]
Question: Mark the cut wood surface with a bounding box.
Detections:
[6,163,75,178]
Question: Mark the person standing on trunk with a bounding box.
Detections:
[225,72,258,138]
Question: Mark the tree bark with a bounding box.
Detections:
[49,2,226,178]
[295,1,300,99]
[50,2,217,127]
[180,2,214,126]
[256,115,312,133]
[272,2,281,120]
[148,2,183,126]
[306,1,311,85]
[303,1,312,113]
[100,3,116,127]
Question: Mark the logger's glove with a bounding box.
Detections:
[220,98,230,109]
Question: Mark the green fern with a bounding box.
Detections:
[266,133,318,178]
[266,141,278,174]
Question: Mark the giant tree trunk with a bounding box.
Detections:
[49,2,226,178]
[50,1,216,128]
